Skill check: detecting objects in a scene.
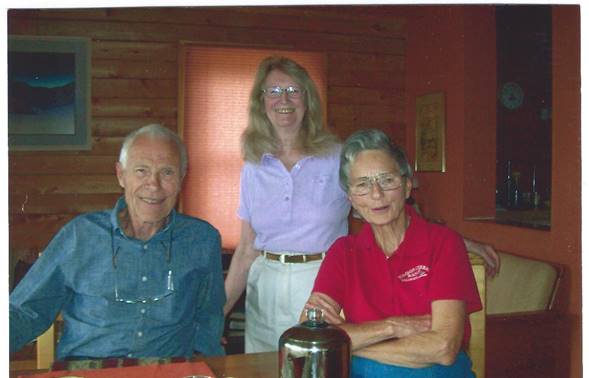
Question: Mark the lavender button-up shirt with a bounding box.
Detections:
[238,146,351,254]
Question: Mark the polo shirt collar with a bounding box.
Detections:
[260,152,312,165]
[357,204,430,257]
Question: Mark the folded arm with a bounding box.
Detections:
[354,300,465,367]
[304,293,465,368]
[302,292,432,352]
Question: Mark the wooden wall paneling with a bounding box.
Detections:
[7,6,407,309]
[93,117,178,137]
[329,104,405,132]
[92,78,177,99]
[328,86,404,107]
[10,175,120,195]
[329,52,405,72]
[10,214,76,252]
[17,7,406,39]
[329,70,406,90]
[328,53,405,89]
[93,59,178,79]
[92,41,178,61]
[10,193,122,215]
[92,98,177,118]
[10,155,117,175]
[10,18,404,56]
[89,137,126,156]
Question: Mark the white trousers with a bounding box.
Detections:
[244,255,322,353]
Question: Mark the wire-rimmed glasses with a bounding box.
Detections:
[349,172,405,196]
[111,229,175,304]
[261,85,304,99]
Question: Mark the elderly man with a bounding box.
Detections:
[10,124,225,360]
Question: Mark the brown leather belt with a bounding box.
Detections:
[262,251,325,264]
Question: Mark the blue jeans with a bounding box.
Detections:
[351,351,475,378]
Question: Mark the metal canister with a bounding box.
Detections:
[279,308,350,378]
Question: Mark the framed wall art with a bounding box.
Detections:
[8,35,91,150]
[415,92,446,172]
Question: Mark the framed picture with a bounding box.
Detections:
[415,92,446,172]
[8,36,91,150]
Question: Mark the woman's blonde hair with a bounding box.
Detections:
[242,56,339,162]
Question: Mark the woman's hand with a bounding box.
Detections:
[302,292,345,324]
[464,238,501,277]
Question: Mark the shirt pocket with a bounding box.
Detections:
[310,174,340,206]
[150,267,207,323]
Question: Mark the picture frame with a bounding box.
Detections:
[415,92,446,172]
[8,35,91,150]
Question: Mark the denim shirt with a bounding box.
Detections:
[10,197,226,359]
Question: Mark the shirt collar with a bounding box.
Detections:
[357,204,429,257]
[260,152,313,163]
[110,196,176,240]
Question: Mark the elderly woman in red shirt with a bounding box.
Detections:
[303,129,482,377]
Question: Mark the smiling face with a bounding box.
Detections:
[263,69,306,134]
[116,135,182,235]
[348,149,412,227]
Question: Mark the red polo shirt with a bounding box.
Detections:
[313,205,482,344]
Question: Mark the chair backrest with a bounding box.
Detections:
[467,253,486,378]
[36,323,55,369]
[486,252,562,315]
[36,312,64,370]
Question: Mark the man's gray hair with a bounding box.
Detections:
[339,129,412,193]
[119,124,188,177]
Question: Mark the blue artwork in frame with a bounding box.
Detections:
[8,36,91,150]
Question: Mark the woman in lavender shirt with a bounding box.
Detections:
[223,56,348,353]
[223,56,499,353]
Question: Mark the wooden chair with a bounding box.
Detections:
[36,314,62,370]
[467,253,486,378]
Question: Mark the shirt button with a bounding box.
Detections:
[143,245,148,250]
[128,353,133,358]
[137,331,143,337]
[140,308,146,314]
[285,196,289,201]
[141,276,148,282]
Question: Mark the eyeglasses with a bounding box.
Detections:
[349,172,405,196]
[111,229,175,304]
[261,85,304,99]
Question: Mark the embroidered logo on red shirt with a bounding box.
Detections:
[398,265,430,282]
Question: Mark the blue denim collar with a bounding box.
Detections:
[110,196,177,241]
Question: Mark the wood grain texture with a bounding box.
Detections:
[7,6,406,267]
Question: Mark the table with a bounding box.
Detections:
[10,352,278,378]
[203,352,278,377]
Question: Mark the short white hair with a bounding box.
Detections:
[118,124,188,177]
[340,129,412,193]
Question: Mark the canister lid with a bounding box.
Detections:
[279,307,351,348]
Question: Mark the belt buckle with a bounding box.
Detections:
[279,254,287,264]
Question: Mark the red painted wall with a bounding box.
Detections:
[404,5,580,376]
